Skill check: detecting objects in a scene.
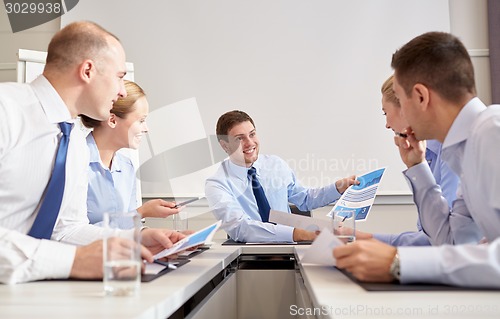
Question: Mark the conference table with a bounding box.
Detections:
[1,242,499,319]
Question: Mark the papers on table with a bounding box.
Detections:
[153,220,221,260]
[145,262,170,275]
[267,213,343,265]
[327,167,386,222]
[269,210,331,232]
[300,228,344,266]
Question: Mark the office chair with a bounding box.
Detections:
[289,204,311,217]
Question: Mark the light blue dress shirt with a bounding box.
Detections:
[374,140,459,246]
[399,98,500,288]
[205,155,341,242]
[86,134,138,225]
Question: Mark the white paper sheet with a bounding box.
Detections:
[300,228,344,266]
[269,210,331,232]
[144,262,167,275]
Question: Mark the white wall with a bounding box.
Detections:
[62,0,451,197]
[449,0,491,105]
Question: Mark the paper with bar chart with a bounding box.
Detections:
[327,167,386,222]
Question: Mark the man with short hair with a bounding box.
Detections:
[205,110,358,243]
[334,32,500,288]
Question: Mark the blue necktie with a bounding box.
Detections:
[28,122,73,239]
[248,167,271,222]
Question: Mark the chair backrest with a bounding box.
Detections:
[289,204,311,217]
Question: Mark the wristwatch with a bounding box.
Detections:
[389,252,401,281]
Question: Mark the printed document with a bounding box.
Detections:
[327,167,386,221]
[269,210,330,232]
[153,220,221,259]
[300,228,344,265]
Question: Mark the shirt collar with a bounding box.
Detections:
[86,132,122,172]
[87,133,101,164]
[425,139,441,156]
[30,75,72,124]
[227,156,262,181]
[442,97,487,150]
[252,157,263,173]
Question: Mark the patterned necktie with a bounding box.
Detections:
[28,122,73,239]
[248,167,271,222]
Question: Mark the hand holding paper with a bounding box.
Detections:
[269,210,330,232]
[327,167,386,222]
[300,228,344,266]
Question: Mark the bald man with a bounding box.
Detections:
[0,21,183,284]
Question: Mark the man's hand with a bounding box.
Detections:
[334,239,397,282]
[176,230,202,251]
[335,175,360,194]
[293,228,318,242]
[394,127,426,168]
[69,238,153,279]
[137,199,180,218]
[70,240,105,279]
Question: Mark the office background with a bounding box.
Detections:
[0,0,493,236]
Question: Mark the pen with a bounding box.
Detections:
[153,259,178,270]
[174,197,200,208]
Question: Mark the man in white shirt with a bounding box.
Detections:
[334,32,500,288]
[0,21,183,284]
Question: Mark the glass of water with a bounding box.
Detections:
[173,211,188,231]
[103,211,142,296]
[332,208,356,244]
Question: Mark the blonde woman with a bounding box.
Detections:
[82,80,180,225]
[355,75,459,246]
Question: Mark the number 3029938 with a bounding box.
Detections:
[5,2,62,14]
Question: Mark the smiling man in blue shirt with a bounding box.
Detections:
[205,110,358,243]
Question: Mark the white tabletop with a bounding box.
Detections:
[0,245,238,319]
[294,247,500,319]
[1,243,499,319]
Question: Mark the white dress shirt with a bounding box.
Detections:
[399,98,500,288]
[0,76,108,284]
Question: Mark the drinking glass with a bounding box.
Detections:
[103,211,142,296]
[332,208,356,243]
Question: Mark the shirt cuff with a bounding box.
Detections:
[375,231,431,247]
[35,239,76,280]
[373,233,394,245]
[403,162,437,192]
[325,183,342,203]
[274,224,295,242]
[398,246,441,284]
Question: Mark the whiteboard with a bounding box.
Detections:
[16,49,142,203]
[62,0,450,196]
